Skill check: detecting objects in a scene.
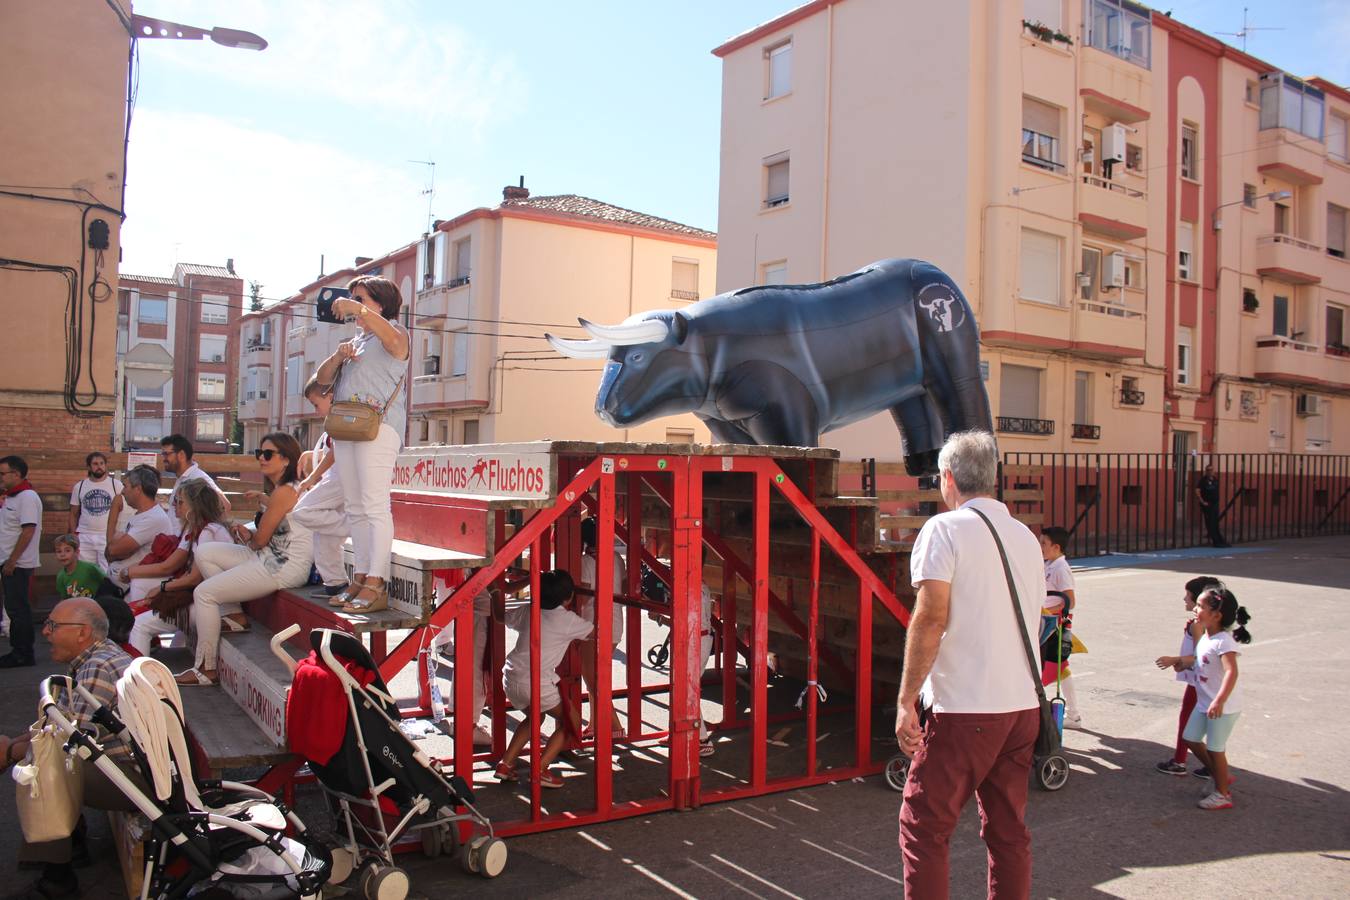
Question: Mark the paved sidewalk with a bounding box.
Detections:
[0,535,1346,898]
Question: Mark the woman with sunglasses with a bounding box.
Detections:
[313,275,409,614]
[176,433,312,685]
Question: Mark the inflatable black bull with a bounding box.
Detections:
[547,258,992,476]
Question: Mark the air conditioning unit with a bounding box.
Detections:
[1296,394,1323,416]
[423,355,441,376]
[1102,252,1126,288]
[212,355,223,362]
[1102,123,1127,163]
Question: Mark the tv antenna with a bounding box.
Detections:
[409,159,436,233]
[1214,6,1282,53]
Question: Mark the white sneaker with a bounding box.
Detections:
[1064,714,1084,729]
[1197,790,1233,810]
[472,726,492,746]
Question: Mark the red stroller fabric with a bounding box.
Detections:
[286,650,376,765]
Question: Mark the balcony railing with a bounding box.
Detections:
[997,416,1055,435]
[287,323,318,341]
[448,275,470,288]
[670,289,700,301]
[1256,334,1319,353]
[1258,233,1321,253]
[1078,299,1144,319]
[1120,388,1145,406]
[1081,173,1147,199]
[245,339,272,354]
[1072,423,1102,440]
[242,389,269,401]
[1021,130,1063,172]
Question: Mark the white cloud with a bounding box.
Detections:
[119,108,474,299]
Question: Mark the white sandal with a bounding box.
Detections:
[222,617,250,633]
[175,668,216,686]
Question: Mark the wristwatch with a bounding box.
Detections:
[161,579,172,592]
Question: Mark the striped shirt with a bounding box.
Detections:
[67,639,133,762]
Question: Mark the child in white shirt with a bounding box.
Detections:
[1039,526,1081,727]
[494,569,593,789]
[1177,585,1251,810]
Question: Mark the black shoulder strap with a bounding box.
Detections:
[969,507,1048,703]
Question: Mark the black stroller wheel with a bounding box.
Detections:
[647,633,671,667]
[1036,754,1070,791]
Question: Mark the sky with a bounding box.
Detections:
[119,0,1350,305]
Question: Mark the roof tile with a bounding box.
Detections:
[502,194,716,240]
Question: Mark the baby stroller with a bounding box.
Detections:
[282,627,506,899]
[37,659,332,899]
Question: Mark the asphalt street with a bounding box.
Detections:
[1,534,1346,898]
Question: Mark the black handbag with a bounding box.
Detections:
[970,509,1063,758]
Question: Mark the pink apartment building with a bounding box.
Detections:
[713,0,1347,459]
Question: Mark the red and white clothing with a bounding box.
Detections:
[128,522,234,655]
[107,504,173,595]
[579,542,626,645]
[503,604,592,712]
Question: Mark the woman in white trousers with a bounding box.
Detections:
[176,433,313,685]
[314,275,409,615]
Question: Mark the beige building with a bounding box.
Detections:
[0,2,130,454]
[237,186,718,449]
[713,0,1348,460]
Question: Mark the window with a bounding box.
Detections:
[1326,304,1345,351]
[196,413,224,439]
[999,364,1043,419]
[1123,256,1143,289]
[1085,0,1151,68]
[1177,221,1194,281]
[1176,327,1192,386]
[286,356,303,396]
[665,428,695,445]
[1259,72,1325,140]
[135,381,164,400]
[1080,246,1101,301]
[1273,295,1290,336]
[1180,123,1198,180]
[1020,228,1062,305]
[761,260,788,286]
[1125,143,1143,173]
[1305,397,1332,450]
[671,258,699,300]
[1245,79,1258,105]
[1243,183,1257,208]
[421,235,436,288]
[131,416,162,441]
[1269,393,1289,450]
[451,238,471,287]
[764,153,790,207]
[1327,204,1347,259]
[418,419,430,443]
[765,40,791,99]
[438,420,451,444]
[450,330,468,377]
[1274,201,1290,235]
[1021,97,1062,171]
[197,374,226,400]
[1330,111,1349,163]
[462,419,479,444]
[1074,371,1093,425]
[1024,0,1061,30]
[199,334,227,363]
[200,295,229,324]
[138,297,168,325]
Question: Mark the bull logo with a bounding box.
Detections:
[917,283,964,334]
[470,458,489,486]
[412,458,430,481]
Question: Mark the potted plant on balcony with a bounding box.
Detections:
[1022,19,1074,46]
[1242,291,1260,314]
[1328,342,1350,358]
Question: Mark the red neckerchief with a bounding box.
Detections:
[3,479,33,498]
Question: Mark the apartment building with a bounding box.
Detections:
[236,184,718,450]
[712,0,1348,460]
[117,262,245,453]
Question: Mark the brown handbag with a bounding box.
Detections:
[323,364,404,442]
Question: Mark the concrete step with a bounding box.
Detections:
[217,625,295,748]
[339,538,488,624]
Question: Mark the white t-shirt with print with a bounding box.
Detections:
[503,605,593,689]
[0,489,43,569]
[70,476,123,536]
[910,497,1045,714]
[1193,630,1242,713]
[1043,555,1074,612]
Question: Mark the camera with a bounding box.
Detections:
[316,287,352,325]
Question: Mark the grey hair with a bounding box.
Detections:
[124,464,161,497]
[64,598,109,641]
[937,430,999,497]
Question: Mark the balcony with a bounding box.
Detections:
[447,275,470,289]
[1254,234,1323,284]
[671,289,699,301]
[1255,128,1325,186]
[1072,423,1101,440]
[1253,335,1325,386]
[1075,298,1146,358]
[237,392,270,421]
[1120,387,1145,406]
[244,339,272,357]
[288,323,318,342]
[1079,175,1147,240]
[997,416,1055,435]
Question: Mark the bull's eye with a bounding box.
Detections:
[629,352,643,363]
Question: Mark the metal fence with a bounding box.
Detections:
[1001,452,1350,557]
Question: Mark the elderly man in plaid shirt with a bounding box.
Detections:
[1,598,143,900]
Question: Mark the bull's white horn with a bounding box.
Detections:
[579,317,669,346]
[546,333,613,360]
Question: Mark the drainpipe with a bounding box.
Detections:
[819,2,834,279]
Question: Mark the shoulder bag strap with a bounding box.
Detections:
[380,373,405,416]
[969,507,1048,704]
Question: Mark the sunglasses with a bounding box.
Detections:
[253,448,280,461]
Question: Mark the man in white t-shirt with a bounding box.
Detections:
[68,451,122,569]
[0,456,44,667]
[104,466,173,600]
[160,434,229,533]
[895,431,1044,900]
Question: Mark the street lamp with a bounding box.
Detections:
[130,15,267,51]
[1211,189,1291,231]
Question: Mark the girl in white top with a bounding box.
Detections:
[1179,585,1252,810]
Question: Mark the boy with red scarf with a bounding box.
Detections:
[0,456,43,667]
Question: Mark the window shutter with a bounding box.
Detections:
[999,365,1041,419]
[1020,229,1061,304]
[672,260,698,294]
[766,160,790,203]
[1327,206,1347,256]
[1022,97,1059,139]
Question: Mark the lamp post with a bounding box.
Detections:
[1211,189,1291,231]
[130,15,267,51]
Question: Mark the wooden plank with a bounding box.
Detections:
[1002,488,1044,501]
[878,515,932,530]
[875,489,942,503]
[1000,464,1046,477]
[179,685,294,771]
[837,460,911,477]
